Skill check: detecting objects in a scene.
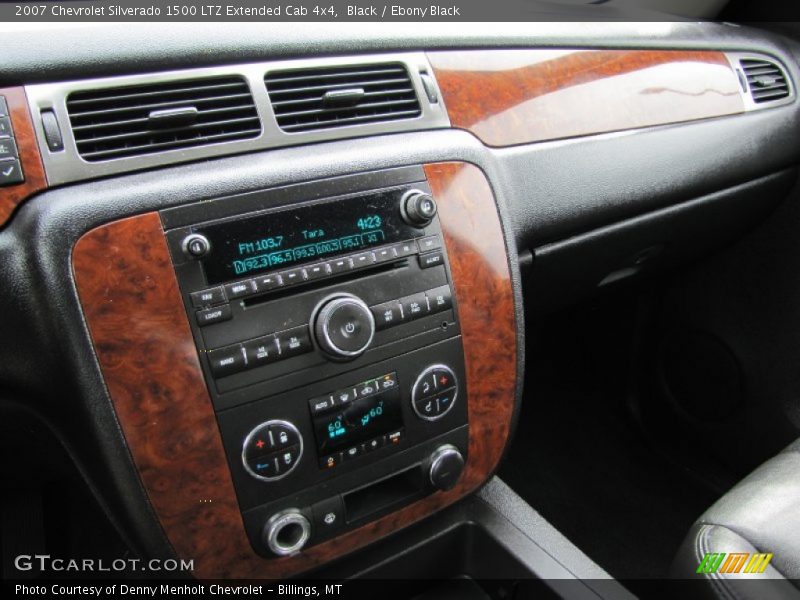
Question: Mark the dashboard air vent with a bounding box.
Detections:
[740,59,790,104]
[66,76,261,162]
[265,63,421,133]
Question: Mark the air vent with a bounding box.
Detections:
[265,63,422,133]
[66,76,261,162]
[740,59,790,104]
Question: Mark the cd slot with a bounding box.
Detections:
[242,260,408,308]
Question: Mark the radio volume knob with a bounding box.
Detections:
[313,294,376,360]
[182,233,211,259]
[401,190,437,227]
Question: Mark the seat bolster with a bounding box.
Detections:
[671,523,800,600]
[671,439,800,599]
[697,449,800,580]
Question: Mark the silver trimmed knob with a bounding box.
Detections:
[262,509,311,556]
[181,233,211,258]
[313,293,375,360]
[428,444,465,491]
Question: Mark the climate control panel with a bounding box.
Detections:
[310,372,404,469]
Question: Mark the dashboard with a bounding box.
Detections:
[1,21,799,585]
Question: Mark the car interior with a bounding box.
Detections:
[3,8,800,600]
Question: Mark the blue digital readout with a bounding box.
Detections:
[326,399,385,439]
[198,191,419,285]
[313,386,402,457]
[328,420,346,439]
[232,230,385,276]
[357,215,382,230]
[325,398,386,440]
[360,403,384,426]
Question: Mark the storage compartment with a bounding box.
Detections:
[529,169,796,314]
[308,480,626,599]
[344,465,426,524]
[356,522,560,600]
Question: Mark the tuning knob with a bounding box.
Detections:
[401,189,437,227]
[313,293,375,360]
[428,444,465,491]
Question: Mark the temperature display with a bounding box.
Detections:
[311,381,403,457]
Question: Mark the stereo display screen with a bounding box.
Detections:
[197,190,421,285]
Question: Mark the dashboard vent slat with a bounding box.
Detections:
[265,63,421,133]
[66,81,246,107]
[740,59,791,104]
[265,66,406,85]
[67,76,261,162]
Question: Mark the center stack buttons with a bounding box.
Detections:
[242,420,303,481]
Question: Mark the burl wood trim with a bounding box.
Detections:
[72,162,516,578]
[429,49,745,146]
[0,87,47,226]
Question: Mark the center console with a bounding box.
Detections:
[71,161,518,579]
[162,167,469,556]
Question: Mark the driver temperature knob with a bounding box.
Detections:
[428,444,465,492]
[313,293,375,360]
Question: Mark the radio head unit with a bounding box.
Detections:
[195,190,423,285]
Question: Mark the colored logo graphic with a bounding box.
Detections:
[697,552,774,574]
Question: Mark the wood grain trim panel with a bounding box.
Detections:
[0,87,47,226]
[429,49,745,147]
[72,162,516,578]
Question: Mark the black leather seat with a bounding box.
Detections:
[672,439,800,598]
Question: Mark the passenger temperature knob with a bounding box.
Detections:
[428,444,465,492]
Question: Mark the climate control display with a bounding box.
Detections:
[310,372,404,468]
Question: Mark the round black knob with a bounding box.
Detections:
[182,233,211,259]
[313,294,375,360]
[401,190,438,227]
[428,444,465,491]
[262,509,311,556]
